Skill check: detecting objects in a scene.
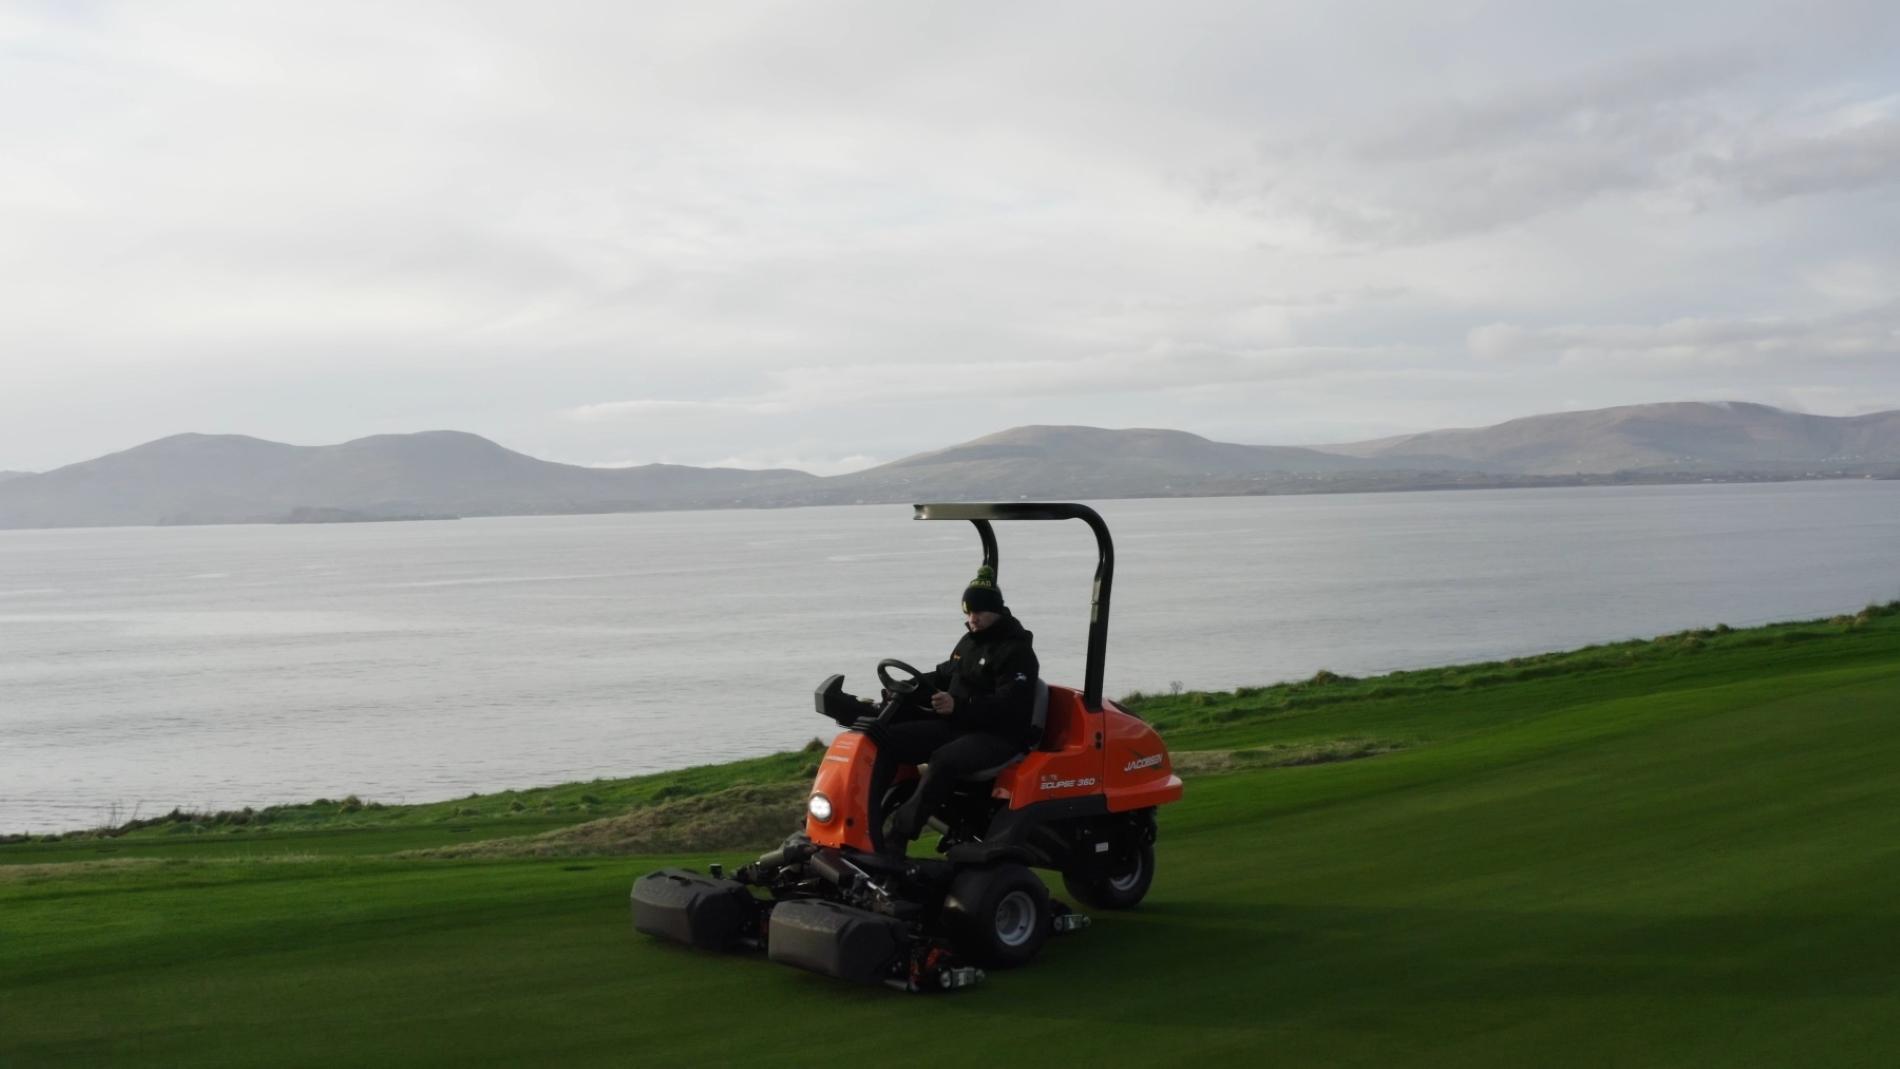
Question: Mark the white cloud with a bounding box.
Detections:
[1711,111,1900,201]
[1206,51,1900,247]
[562,341,1420,423]
[566,399,795,422]
[3,1,1900,470]
[1468,302,1900,368]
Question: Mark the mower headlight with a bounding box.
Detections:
[807,793,834,823]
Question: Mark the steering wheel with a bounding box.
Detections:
[876,658,929,696]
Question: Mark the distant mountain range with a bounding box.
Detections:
[1323,401,1900,475]
[4,401,1898,529]
[0,432,815,529]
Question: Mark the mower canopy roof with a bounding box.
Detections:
[912,502,1114,710]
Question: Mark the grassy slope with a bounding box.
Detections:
[4,612,1899,1066]
[0,746,826,862]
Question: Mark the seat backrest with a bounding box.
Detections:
[959,679,1052,782]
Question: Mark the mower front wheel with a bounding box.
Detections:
[944,863,1050,969]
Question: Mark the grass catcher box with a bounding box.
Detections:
[630,869,758,950]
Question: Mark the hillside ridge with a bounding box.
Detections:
[6,401,1898,529]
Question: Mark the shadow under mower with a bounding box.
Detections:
[632,502,1183,992]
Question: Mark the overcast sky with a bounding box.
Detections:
[3,1,1897,474]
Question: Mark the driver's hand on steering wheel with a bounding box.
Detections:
[930,690,954,715]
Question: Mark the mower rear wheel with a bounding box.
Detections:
[944,863,1050,968]
[1062,838,1155,910]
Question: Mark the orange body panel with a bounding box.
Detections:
[804,731,879,851]
[1099,698,1185,811]
[804,685,1183,847]
[994,688,1183,811]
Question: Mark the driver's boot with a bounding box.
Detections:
[881,791,929,860]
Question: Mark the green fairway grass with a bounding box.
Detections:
[5,608,1899,1066]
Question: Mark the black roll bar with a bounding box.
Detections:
[912,502,1115,711]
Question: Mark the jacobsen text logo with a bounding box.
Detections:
[1123,753,1164,773]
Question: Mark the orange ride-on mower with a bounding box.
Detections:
[631,503,1184,992]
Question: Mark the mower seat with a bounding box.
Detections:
[960,678,1049,781]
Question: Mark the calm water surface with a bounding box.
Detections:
[4,482,1899,831]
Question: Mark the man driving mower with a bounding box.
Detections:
[633,503,1184,989]
[834,565,1040,857]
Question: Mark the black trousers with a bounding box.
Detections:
[868,715,1020,851]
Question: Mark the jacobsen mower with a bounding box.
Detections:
[631,502,1183,991]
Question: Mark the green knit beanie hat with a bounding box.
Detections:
[961,565,1005,614]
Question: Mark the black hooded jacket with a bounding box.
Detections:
[928,610,1040,746]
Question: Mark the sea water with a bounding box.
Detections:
[4,481,1899,832]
